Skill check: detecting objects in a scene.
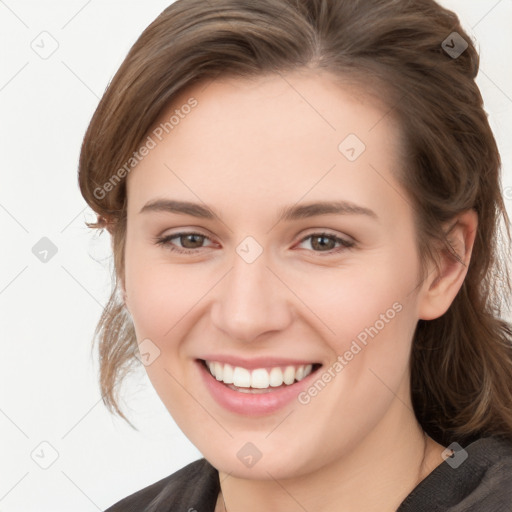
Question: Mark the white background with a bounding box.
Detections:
[1,1,511,510]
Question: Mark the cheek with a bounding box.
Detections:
[297,253,418,351]
[124,254,207,423]
[125,248,213,339]
[294,252,420,417]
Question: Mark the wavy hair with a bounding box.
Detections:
[78,0,512,445]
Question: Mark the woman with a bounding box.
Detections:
[78,0,512,510]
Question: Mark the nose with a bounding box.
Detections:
[210,249,293,343]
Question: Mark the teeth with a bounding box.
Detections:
[283,366,295,385]
[305,364,313,377]
[223,363,234,384]
[233,366,251,387]
[214,361,223,381]
[205,360,316,389]
[269,367,283,387]
[251,368,269,389]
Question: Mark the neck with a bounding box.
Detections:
[218,403,444,512]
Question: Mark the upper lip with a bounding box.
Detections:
[198,355,320,369]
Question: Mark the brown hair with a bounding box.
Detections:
[78,0,512,445]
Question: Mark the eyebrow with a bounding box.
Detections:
[139,198,378,222]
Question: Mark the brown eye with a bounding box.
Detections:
[297,232,355,254]
[178,233,206,249]
[310,234,337,251]
[154,231,215,254]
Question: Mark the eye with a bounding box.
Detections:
[296,232,355,254]
[153,232,215,254]
[153,230,356,256]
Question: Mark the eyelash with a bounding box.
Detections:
[153,231,356,256]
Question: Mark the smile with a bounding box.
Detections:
[197,359,322,415]
[204,360,317,391]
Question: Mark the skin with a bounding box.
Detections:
[121,69,478,512]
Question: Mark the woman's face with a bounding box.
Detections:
[123,71,431,478]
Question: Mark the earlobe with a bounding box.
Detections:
[417,209,478,321]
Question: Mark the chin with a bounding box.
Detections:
[201,440,319,481]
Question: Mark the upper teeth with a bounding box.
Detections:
[205,361,314,388]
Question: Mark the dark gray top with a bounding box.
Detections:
[104,436,512,511]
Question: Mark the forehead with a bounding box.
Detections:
[126,70,407,224]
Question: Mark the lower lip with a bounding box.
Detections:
[197,360,320,416]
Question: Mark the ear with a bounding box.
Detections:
[417,209,478,321]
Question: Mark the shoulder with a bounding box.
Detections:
[103,458,219,512]
[398,435,512,512]
[455,436,512,511]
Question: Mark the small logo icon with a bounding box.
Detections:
[31,441,59,469]
[32,237,58,263]
[237,442,263,468]
[441,441,468,469]
[236,236,263,264]
[134,338,161,366]
[30,31,59,60]
[441,32,468,59]
[338,133,366,162]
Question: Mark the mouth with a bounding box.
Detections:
[199,359,323,394]
[197,357,323,415]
